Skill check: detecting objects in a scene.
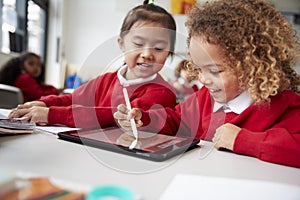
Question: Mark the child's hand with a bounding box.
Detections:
[8,106,49,125]
[212,123,241,151]
[18,101,46,109]
[8,101,46,118]
[114,104,143,130]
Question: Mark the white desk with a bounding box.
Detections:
[1,131,300,199]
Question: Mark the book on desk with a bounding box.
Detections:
[0,119,35,135]
[0,108,34,135]
[0,108,78,135]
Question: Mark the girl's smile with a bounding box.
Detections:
[118,21,171,80]
[189,36,241,103]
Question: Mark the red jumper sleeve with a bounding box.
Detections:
[234,91,300,168]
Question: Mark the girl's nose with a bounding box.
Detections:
[199,73,212,85]
[141,48,154,60]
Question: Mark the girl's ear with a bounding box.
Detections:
[118,37,125,52]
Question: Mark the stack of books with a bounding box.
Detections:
[0,118,35,135]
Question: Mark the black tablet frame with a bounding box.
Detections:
[57,128,200,162]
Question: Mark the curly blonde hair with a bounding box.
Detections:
[174,59,196,82]
[186,0,300,104]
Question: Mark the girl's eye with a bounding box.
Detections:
[28,62,35,66]
[154,47,164,51]
[133,42,143,47]
[210,70,222,75]
[210,70,220,75]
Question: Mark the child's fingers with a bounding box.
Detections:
[22,114,32,123]
[117,119,133,130]
[136,120,143,127]
[19,101,46,108]
[115,105,143,129]
[8,108,29,118]
[113,111,128,120]
[131,108,142,120]
[117,104,128,113]
[17,103,31,109]
[8,109,17,118]
[9,103,37,118]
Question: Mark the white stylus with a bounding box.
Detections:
[122,87,138,149]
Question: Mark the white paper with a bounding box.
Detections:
[159,174,300,200]
[35,126,80,135]
[0,108,11,118]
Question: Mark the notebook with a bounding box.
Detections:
[57,127,200,162]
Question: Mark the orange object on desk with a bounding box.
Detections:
[0,177,85,200]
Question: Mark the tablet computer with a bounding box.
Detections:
[57,127,200,162]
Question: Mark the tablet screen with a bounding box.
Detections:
[64,128,190,153]
[58,127,200,161]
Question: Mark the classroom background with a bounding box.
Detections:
[0,0,299,89]
[0,1,300,199]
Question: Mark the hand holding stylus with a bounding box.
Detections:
[114,104,143,130]
[122,88,140,149]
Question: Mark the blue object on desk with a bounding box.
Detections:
[86,185,134,200]
[66,75,81,89]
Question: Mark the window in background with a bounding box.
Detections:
[0,0,48,60]
[1,0,17,53]
[27,0,47,59]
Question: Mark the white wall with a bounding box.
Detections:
[45,0,64,88]
[61,0,173,68]
[61,0,128,83]
[0,52,14,67]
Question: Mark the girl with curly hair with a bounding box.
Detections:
[114,0,300,167]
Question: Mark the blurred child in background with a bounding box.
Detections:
[171,59,202,102]
[0,52,60,102]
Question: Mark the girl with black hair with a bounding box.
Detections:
[10,1,177,130]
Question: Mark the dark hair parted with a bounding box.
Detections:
[119,1,176,54]
[0,52,44,85]
[186,0,300,104]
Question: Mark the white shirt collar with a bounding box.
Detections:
[213,91,252,114]
[117,65,157,87]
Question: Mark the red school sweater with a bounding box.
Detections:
[141,87,300,168]
[39,71,176,129]
[14,73,59,102]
